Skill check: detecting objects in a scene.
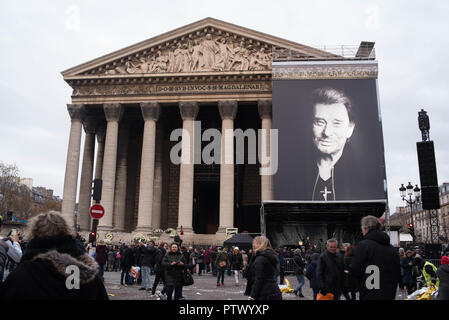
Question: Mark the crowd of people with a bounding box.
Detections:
[0,211,448,301]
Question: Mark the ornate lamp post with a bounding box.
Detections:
[399,182,421,242]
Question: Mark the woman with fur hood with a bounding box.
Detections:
[0,211,108,300]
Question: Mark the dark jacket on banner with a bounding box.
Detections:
[161,251,186,287]
[317,250,344,297]
[249,249,282,300]
[302,143,386,201]
[0,235,108,300]
[351,229,401,300]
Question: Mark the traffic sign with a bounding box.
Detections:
[89,204,105,219]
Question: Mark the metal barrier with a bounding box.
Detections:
[283,258,442,275]
[284,258,297,274]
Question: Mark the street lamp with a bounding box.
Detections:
[399,182,421,242]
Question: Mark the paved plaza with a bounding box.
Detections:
[103,271,408,300]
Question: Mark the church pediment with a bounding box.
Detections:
[62,18,336,79]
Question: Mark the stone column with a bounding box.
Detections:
[61,104,85,227]
[136,103,160,232]
[94,125,106,180]
[258,100,274,202]
[177,102,199,234]
[77,116,97,231]
[113,123,129,232]
[152,123,164,228]
[218,101,238,234]
[98,103,123,231]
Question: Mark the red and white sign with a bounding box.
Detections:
[89,204,105,219]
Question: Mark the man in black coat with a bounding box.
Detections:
[317,239,344,300]
[351,215,401,300]
[139,241,157,291]
[120,244,135,285]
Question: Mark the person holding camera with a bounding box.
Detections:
[0,229,23,281]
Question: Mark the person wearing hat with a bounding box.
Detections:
[401,250,417,295]
[437,256,449,300]
[0,211,108,300]
[231,247,243,286]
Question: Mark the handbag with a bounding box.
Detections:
[317,292,334,300]
[183,269,194,286]
[219,260,227,268]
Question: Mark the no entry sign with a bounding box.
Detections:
[89,204,105,219]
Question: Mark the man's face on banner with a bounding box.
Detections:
[312,103,355,156]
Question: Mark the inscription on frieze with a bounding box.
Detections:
[72,82,271,97]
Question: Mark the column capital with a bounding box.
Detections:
[140,102,161,121]
[258,100,272,119]
[218,101,238,120]
[82,116,97,134]
[67,104,85,122]
[103,103,124,122]
[96,124,106,143]
[179,102,199,120]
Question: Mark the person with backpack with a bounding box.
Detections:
[292,249,305,297]
[215,247,229,286]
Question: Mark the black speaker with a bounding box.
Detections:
[421,186,440,210]
[417,141,440,209]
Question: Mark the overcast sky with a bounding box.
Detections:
[1,0,448,213]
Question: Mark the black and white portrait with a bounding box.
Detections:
[273,79,387,201]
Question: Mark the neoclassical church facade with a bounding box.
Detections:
[60,18,335,244]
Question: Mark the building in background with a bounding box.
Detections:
[390,182,449,243]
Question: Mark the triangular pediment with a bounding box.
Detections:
[62,17,336,79]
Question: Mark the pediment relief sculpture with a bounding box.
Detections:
[100,33,273,76]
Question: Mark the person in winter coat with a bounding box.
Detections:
[305,253,320,300]
[107,248,116,272]
[351,216,401,300]
[242,250,248,272]
[317,239,345,300]
[342,246,357,300]
[247,236,282,300]
[197,248,205,276]
[0,211,108,300]
[152,242,167,297]
[120,244,135,285]
[292,249,305,297]
[437,255,449,300]
[161,242,186,300]
[231,247,243,286]
[210,246,218,276]
[139,241,157,291]
[95,240,107,279]
[0,239,9,281]
[215,247,229,286]
[401,250,417,295]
